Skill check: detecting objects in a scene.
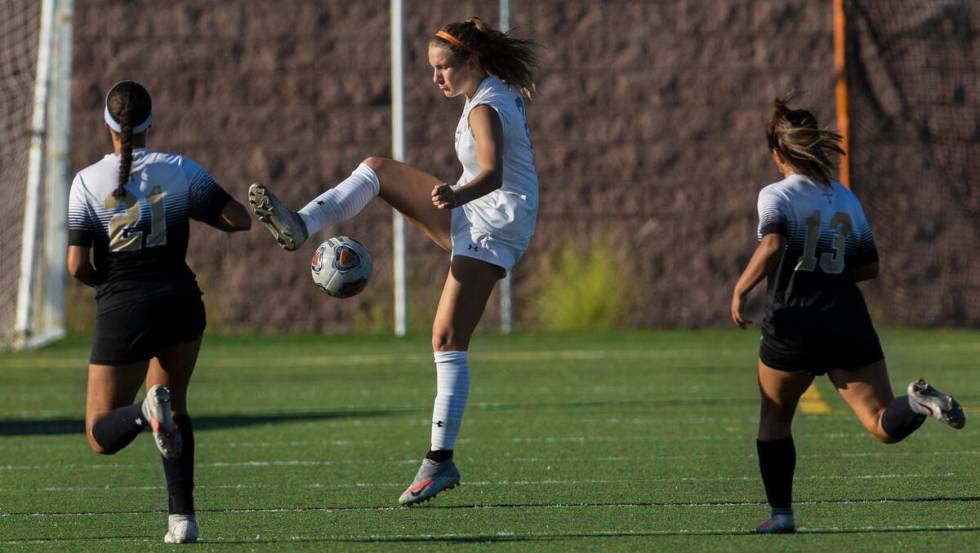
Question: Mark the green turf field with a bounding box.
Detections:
[1,329,977,551]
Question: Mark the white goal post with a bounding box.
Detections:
[0,0,73,351]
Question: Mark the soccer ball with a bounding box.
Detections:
[310,236,372,298]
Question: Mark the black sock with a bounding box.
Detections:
[162,415,195,515]
[425,449,453,463]
[91,403,146,454]
[757,435,795,514]
[881,395,926,442]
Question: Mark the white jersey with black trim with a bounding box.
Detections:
[454,76,539,248]
[68,148,230,310]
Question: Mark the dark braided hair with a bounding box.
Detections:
[766,93,845,185]
[431,17,539,100]
[106,81,152,198]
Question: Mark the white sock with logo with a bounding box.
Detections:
[298,163,380,235]
[430,351,470,452]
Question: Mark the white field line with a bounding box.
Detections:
[3,430,929,452]
[2,525,978,545]
[3,448,978,472]
[1,498,975,520]
[0,472,958,496]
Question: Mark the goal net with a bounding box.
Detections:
[0,0,73,350]
[844,0,979,325]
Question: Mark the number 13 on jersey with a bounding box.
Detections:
[796,210,853,274]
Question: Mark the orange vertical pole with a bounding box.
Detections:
[834,0,851,188]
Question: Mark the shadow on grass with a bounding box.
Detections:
[0,395,755,437]
[0,408,415,437]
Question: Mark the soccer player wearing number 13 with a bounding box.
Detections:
[731,95,965,534]
[67,81,251,543]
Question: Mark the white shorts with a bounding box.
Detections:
[450,208,528,272]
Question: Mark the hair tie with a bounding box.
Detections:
[435,30,478,55]
[104,80,152,134]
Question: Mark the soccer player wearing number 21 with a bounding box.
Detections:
[248,17,540,505]
[731,95,965,534]
[67,81,251,543]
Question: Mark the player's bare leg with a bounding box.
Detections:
[85,361,150,454]
[754,362,813,534]
[364,157,452,251]
[399,256,503,506]
[830,360,964,444]
[147,337,202,544]
[431,256,505,352]
[828,361,895,442]
[251,156,452,254]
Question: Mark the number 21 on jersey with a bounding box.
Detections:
[796,210,853,274]
[105,186,167,252]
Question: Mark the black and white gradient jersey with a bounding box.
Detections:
[756,174,878,337]
[68,149,231,311]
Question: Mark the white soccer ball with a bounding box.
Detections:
[310,236,372,298]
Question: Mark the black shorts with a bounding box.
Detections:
[90,294,206,365]
[759,329,884,376]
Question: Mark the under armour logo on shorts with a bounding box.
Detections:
[467,244,480,252]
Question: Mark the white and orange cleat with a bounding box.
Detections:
[398,459,460,506]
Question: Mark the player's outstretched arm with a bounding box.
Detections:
[731,233,785,328]
[209,198,252,233]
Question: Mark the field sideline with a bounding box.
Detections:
[1,329,977,551]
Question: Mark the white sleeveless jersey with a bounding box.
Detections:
[454,76,539,248]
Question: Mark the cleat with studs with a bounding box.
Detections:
[908,379,965,429]
[248,183,308,251]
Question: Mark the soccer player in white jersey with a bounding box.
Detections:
[731,95,965,534]
[248,17,539,505]
[67,81,251,543]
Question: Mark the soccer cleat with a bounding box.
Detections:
[908,379,966,429]
[142,385,182,460]
[398,458,461,506]
[755,515,796,534]
[248,183,308,251]
[164,514,198,544]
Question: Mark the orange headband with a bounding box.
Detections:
[435,30,478,55]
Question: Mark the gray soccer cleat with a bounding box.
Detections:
[908,379,965,429]
[398,459,461,506]
[142,385,181,460]
[164,514,198,544]
[248,182,308,251]
[755,515,796,534]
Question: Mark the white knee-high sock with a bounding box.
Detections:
[298,163,380,236]
[430,351,470,452]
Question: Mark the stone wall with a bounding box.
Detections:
[69,1,853,331]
